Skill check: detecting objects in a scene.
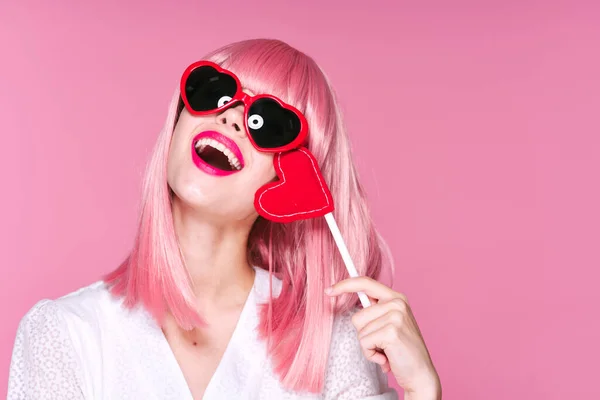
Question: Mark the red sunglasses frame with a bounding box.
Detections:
[180,60,309,153]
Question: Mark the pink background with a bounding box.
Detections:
[1,0,599,398]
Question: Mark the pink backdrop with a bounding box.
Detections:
[1,0,599,398]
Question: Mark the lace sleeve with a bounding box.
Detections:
[323,309,399,400]
[7,299,86,400]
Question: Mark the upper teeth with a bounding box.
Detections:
[194,138,242,170]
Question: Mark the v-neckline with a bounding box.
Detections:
[152,269,259,400]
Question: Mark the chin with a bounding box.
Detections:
[172,187,255,222]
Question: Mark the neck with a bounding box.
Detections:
[171,198,256,313]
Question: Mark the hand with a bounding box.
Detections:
[325,277,441,400]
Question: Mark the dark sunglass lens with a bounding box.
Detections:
[184,66,237,111]
[247,98,302,149]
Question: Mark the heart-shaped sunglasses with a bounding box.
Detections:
[180,61,309,153]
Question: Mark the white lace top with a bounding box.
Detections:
[8,267,398,399]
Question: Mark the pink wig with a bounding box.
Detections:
[103,39,391,393]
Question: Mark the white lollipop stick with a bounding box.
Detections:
[324,212,372,308]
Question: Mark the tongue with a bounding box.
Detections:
[199,146,232,171]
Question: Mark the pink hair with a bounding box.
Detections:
[103,39,391,393]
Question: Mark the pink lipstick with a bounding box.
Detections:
[191,130,245,177]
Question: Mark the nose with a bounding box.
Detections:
[216,103,245,136]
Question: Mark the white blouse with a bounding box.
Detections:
[8,267,398,399]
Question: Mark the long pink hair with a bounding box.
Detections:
[104,39,391,393]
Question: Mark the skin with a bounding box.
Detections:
[164,90,441,399]
[164,90,277,398]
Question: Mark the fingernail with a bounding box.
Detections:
[324,287,333,295]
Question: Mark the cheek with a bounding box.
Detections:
[252,155,277,186]
[167,113,205,174]
[166,131,185,183]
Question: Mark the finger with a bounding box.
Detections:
[358,325,399,366]
[357,309,405,341]
[367,348,389,367]
[351,298,409,331]
[326,276,403,303]
[381,360,391,373]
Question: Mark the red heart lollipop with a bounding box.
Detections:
[254,147,371,308]
[254,147,334,223]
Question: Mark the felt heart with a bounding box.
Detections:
[254,147,334,223]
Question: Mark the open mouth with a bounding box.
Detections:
[193,136,243,172]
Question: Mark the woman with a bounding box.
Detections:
[8,39,441,399]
